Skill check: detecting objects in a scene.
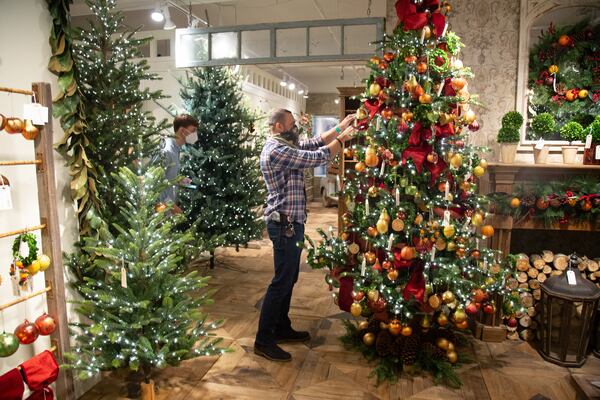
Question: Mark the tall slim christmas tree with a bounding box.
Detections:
[67,166,223,383]
[67,0,167,232]
[305,0,519,385]
[179,67,265,262]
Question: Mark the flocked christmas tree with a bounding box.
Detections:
[66,166,223,382]
[305,0,520,385]
[178,67,265,263]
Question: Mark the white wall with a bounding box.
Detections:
[0,0,79,391]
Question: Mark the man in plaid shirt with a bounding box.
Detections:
[254,109,356,362]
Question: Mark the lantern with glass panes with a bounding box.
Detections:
[538,254,600,367]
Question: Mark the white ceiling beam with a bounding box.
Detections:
[70,0,226,17]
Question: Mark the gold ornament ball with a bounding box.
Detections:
[367,289,379,302]
[358,321,369,330]
[446,241,457,252]
[471,212,484,227]
[350,302,362,317]
[450,153,463,168]
[453,308,468,323]
[447,342,455,351]
[38,254,51,271]
[447,350,458,364]
[436,338,450,350]
[442,290,455,304]
[473,165,485,178]
[363,332,376,346]
[479,159,488,169]
[443,225,456,238]
[368,186,379,197]
[401,325,413,337]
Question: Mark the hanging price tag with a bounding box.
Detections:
[585,134,593,149]
[121,259,128,288]
[0,177,12,210]
[23,103,48,125]
[360,257,366,277]
[535,138,544,150]
[566,270,577,285]
[442,210,450,227]
[11,274,20,296]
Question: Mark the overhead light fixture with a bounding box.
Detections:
[303,94,309,99]
[162,6,176,30]
[334,99,340,104]
[280,80,287,87]
[151,5,164,22]
[298,88,304,95]
[288,82,296,91]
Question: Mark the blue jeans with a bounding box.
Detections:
[255,221,305,346]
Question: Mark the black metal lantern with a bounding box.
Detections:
[538,254,600,367]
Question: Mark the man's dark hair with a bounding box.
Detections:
[268,109,292,127]
[173,114,199,133]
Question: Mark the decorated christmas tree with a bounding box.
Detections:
[178,67,265,263]
[66,166,223,383]
[305,0,519,385]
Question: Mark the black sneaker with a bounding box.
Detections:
[275,329,311,344]
[253,343,292,362]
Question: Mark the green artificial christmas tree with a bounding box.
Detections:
[305,0,521,386]
[179,67,266,264]
[67,166,223,384]
[66,0,168,233]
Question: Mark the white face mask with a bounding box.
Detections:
[185,130,198,145]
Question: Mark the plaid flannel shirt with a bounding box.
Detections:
[260,135,331,224]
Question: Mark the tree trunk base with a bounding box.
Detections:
[140,380,156,400]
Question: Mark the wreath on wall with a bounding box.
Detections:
[527,20,600,139]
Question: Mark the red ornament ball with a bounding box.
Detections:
[35,313,57,336]
[14,320,39,345]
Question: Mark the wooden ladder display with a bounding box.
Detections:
[0,83,74,399]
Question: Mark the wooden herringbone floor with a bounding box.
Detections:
[80,203,599,400]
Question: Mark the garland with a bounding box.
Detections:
[12,233,39,267]
[488,176,600,226]
[527,20,600,136]
[46,0,99,236]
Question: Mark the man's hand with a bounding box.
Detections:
[338,114,356,131]
[180,177,192,186]
[338,126,357,142]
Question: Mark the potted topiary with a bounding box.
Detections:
[559,121,583,164]
[530,112,556,164]
[497,111,523,163]
[583,115,600,165]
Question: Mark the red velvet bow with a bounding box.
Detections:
[0,368,24,400]
[395,0,446,37]
[337,276,354,312]
[364,98,384,119]
[403,260,426,303]
[20,350,59,391]
[402,122,453,185]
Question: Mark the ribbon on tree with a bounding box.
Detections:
[402,122,454,185]
[403,260,426,303]
[395,0,446,37]
[364,98,385,119]
[337,276,354,312]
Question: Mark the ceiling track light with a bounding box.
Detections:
[151,1,164,22]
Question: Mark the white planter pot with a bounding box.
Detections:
[533,146,549,164]
[562,146,578,164]
[500,143,518,164]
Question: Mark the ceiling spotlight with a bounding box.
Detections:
[334,99,340,104]
[151,2,165,22]
[163,6,176,30]
[288,82,296,91]
[280,80,287,87]
[303,94,309,99]
[298,89,304,95]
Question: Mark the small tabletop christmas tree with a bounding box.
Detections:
[67,166,223,384]
[179,67,266,265]
[305,0,518,386]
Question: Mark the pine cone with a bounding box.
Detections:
[522,194,536,208]
[423,342,447,361]
[401,335,420,365]
[375,330,393,356]
[390,335,404,357]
